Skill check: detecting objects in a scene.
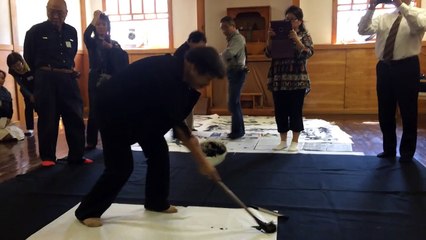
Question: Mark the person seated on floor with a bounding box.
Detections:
[0,69,24,141]
[7,52,36,137]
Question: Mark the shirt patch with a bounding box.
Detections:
[65,41,72,48]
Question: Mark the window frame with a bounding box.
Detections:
[102,0,174,50]
[332,0,420,44]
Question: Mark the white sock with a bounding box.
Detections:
[273,141,287,150]
[288,142,298,152]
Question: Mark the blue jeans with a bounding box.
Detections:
[227,69,246,135]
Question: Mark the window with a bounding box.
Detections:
[103,0,172,49]
[334,0,419,44]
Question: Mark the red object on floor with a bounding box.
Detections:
[83,158,94,164]
[41,161,56,167]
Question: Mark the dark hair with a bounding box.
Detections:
[285,5,307,32]
[185,47,225,79]
[220,16,235,26]
[6,52,24,68]
[95,13,111,40]
[187,31,207,43]
[0,69,6,79]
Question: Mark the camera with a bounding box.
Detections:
[376,0,393,4]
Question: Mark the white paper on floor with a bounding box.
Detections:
[131,115,361,155]
[28,204,278,240]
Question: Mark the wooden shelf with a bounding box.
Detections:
[227,6,271,44]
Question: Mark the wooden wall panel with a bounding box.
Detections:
[345,48,378,111]
[209,45,426,115]
[304,49,346,112]
[243,61,272,106]
[128,50,173,63]
[211,74,228,109]
[211,61,272,111]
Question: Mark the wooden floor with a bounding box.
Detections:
[0,114,425,183]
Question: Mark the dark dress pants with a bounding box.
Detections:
[34,70,85,162]
[22,93,35,130]
[75,119,171,220]
[376,56,419,157]
[86,71,99,146]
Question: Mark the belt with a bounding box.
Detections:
[381,55,418,65]
[39,66,75,74]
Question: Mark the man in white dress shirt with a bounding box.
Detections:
[358,0,426,162]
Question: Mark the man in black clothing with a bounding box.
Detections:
[75,46,225,227]
[174,31,207,61]
[174,30,207,131]
[24,0,91,166]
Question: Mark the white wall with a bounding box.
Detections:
[172,0,198,47]
[85,0,197,48]
[0,0,12,44]
[15,0,83,49]
[300,0,426,44]
[205,0,292,51]
[300,0,333,44]
[85,0,103,29]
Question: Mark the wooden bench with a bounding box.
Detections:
[240,93,264,109]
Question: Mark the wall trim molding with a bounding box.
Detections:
[0,44,13,51]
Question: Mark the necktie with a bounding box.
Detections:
[383,14,402,61]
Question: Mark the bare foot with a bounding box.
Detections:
[162,205,178,213]
[82,218,102,227]
[146,205,178,213]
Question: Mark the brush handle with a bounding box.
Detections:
[216,181,259,220]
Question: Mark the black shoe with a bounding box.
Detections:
[227,133,244,140]
[58,156,94,164]
[399,156,414,162]
[84,145,96,151]
[24,130,34,137]
[376,152,396,158]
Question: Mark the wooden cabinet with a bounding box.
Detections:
[227,6,271,55]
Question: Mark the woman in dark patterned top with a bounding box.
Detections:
[265,5,314,152]
[84,10,127,150]
[7,52,35,137]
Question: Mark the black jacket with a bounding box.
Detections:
[96,54,199,140]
